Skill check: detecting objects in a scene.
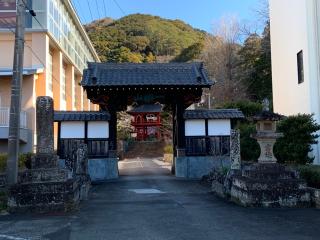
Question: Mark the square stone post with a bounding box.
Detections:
[230,129,241,170]
[32,96,58,169]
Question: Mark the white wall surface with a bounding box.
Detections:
[270,0,311,115]
[270,0,320,164]
[208,119,230,136]
[88,121,109,139]
[185,120,205,136]
[61,121,85,138]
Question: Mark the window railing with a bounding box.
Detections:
[0,107,28,129]
[185,136,230,157]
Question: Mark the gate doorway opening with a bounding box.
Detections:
[118,104,173,176]
[81,62,213,179]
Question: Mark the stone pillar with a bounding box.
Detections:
[230,130,241,170]
[76,143,89,175]
[32,96,58,169]
[256,138,277,164]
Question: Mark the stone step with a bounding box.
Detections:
[18,168,69,183]
[242,169,295,180]
[243,163,286,172]
[233,176,307,191]
[231,184,311,207]
[10,179,79,195]
[8,180,81,212]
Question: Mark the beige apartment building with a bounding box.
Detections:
[0,0,100,153]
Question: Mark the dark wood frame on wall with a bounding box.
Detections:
[54,111,111,159]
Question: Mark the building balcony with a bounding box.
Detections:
[0,107,30,143]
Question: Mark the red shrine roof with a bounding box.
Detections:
[128,104,162,114]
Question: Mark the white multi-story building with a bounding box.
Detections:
[270,0,320,164]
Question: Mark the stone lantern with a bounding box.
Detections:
[229,99,311,207]
[251,99,283,164]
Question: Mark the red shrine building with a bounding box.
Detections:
[128,104,162,141]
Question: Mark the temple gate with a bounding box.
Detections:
[81,62,213,175]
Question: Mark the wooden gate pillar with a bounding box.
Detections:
[172,101,186,174]
[176,102,186,155]
[108,107,117,157]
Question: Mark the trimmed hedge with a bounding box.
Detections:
[224,101,320,165]
[238,122,260,161]
[274,114,320,165]
[0,191,7,211]
[298,165,320,189]
[0,153,34,173]
[221,100,263,118]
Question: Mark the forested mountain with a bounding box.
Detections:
[85,14,272,103]
[85,14,205,62]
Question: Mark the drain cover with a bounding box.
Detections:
[128,189,165,194]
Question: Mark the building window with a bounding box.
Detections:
[0,0,34,28]
[0,0,16,28]
[297,50,304,84]
[0,0,16,10]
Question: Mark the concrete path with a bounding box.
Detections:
[118,157,172,176]
[0,158,319,240]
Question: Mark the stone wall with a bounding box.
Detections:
[175,156,230,179]
[88,158,119,182]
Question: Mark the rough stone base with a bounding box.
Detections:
[175,156,230,179]
[7,169,91,213]
[230,164,311,207]
[308,187,320,208]
[212,180,226,198]
[88,158,119,182]
[8,177,80,213]
[32,154,58,169]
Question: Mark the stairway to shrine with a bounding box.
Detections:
[123,141,166,159]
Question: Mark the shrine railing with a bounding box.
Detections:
[185,136,230,157]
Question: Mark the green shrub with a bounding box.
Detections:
[19,152,33,169]
[298,165,320,189]
[0,153,34,173]
[221,100,263,118]
[274,114,320,165]
[0,155,6,173]
[164,145,173,154]
[0,191,7,211]
[238,123,260,161]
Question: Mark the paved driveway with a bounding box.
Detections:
[0,158,319,240]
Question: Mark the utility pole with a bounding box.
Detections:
[7,0,25,185]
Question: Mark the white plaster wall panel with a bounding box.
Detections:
[208,119,230,136]
[185,120,205,136]
[61,121,85,138]
[270,0,311,115]
[88,121,109,139]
